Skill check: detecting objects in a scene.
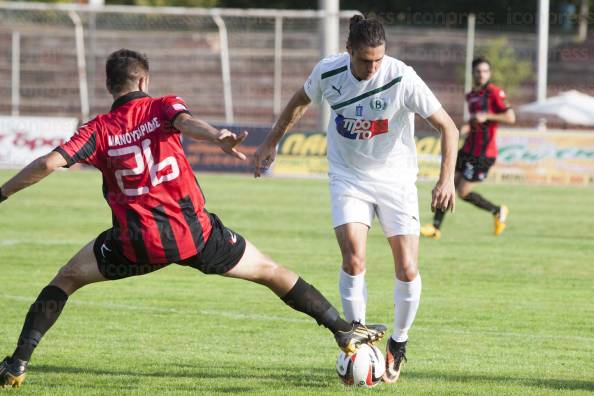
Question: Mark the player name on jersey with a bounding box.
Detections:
[107,117,161,147]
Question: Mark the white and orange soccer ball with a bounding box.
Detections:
[335,344,385,388]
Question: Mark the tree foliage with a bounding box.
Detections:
[107,0,218,6]
[475,37,533,96]
[21,0,591,31]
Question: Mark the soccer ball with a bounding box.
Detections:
[336,344,385,388]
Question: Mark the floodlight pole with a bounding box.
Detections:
[11,31,20,116]
[68,11,90,122]
[536,0,549,130]
[318,0,339,131]
[463,13,475,122]
[213,13,234,124]
[537,0,549,103]
[273,16,283,118]
[578,0,588,42]
[88,0,105,115]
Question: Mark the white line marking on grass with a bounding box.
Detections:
[0,294,308,324]
[1,239,85,246]
[414,327,594,343]
[2,294,593,343]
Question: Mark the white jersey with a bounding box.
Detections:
[304,52,441,184]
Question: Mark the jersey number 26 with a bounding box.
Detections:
[107,139,180,197]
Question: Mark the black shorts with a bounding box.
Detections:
[93,212,247,280]
[455,151,496,182]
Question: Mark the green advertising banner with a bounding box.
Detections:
[273,129,594,186]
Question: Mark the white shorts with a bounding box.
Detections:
[329,176,420,237]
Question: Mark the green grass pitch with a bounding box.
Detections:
[0,169,592,395]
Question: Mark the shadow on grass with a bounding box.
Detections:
[32,363,593,392]
[32,363,337,391]
[407,370,594,392]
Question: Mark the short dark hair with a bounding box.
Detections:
[472,56,491,70]
[347,15,386,51]
[105,49,149,95]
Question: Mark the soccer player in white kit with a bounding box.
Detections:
[255,15,458,383]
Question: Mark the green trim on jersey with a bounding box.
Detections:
[331,76,403,110]
[321,65,348,80]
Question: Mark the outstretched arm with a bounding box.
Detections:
[174,112,248,160]
[254,87,312,177]
[473,108,516,124]
[425,107,459,213]
[0,151,67,202]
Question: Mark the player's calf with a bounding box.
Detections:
[228,245,387,353]
[1,239,111,387]
[278,277,387,354]
[9,285,69,365]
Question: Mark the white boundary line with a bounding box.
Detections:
[0,239,86,246]
[1,294,592,343]
[0,294,307,324]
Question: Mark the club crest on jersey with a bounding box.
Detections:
[369,97,388,112]
[335,115,388,140]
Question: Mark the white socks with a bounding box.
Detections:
[339,269,367,324]
[339,269,422,341]
[392,274,422,342]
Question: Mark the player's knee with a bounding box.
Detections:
[396,261,418,282]
[251,257,281,283]
[342,254,366,275]
[52,265,87,295]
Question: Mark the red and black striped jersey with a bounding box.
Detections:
[54,91,212,264]
[461,82,510,158]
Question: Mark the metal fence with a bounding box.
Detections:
[0,2,359,129]
[1,2,592,129]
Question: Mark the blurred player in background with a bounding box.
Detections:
[421,57,516,240]
[0,49,386,388]
[255,16,458,383]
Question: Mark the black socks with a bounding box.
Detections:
[462,192,499,214]
[12,286,69,362]
[11,280,352,361]
[434,192,499,230]
[281,277,351,333]
[433,209,446,229]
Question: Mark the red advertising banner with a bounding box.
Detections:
[0,116,79,167]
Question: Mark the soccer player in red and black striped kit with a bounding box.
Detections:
[421,57,516,239]
[0,49,386,387]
